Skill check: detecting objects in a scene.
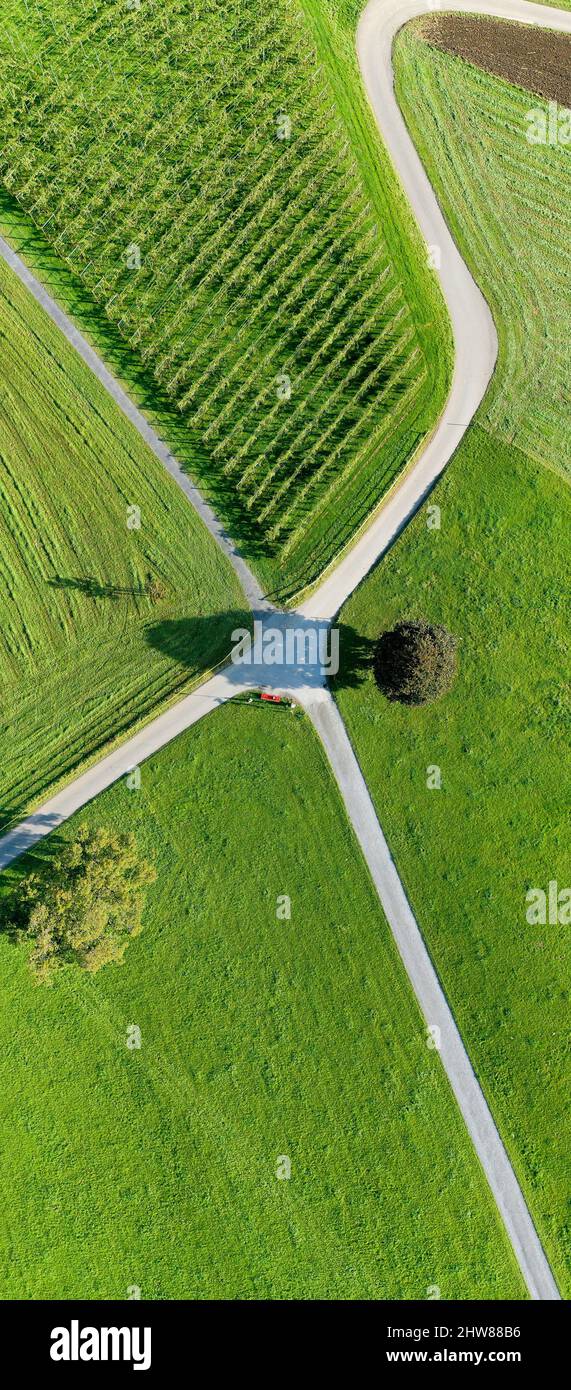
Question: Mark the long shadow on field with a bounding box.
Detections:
[48,575,147,601]
[148,614,374,689]
[331,623,376,691]
[145,611,252,671]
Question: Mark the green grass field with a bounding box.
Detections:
[395,22,571,483]
[334,30,571,1295]
[0,0,451,602]
[0,702,525,1298]
[0,255,248,828]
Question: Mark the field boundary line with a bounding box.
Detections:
[0,234,269,614]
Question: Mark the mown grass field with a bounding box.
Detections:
[0,703,525,1299]
[334,27,571,1295]
[0,256,248,827]
[395,21,571,484]
[0,0,451,602]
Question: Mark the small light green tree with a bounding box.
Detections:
[12,825,156,985]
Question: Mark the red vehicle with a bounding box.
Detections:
[260,691,283,703]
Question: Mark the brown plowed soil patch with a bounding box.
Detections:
[414,14,571,107]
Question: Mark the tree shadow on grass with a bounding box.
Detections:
[331,622,377,691]
[0,810,69,940]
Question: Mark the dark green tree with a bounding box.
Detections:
[11,825,156,985]
[374,619,457,706]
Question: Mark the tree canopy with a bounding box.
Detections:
[374,619,458,705]
[11,825,156,985]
